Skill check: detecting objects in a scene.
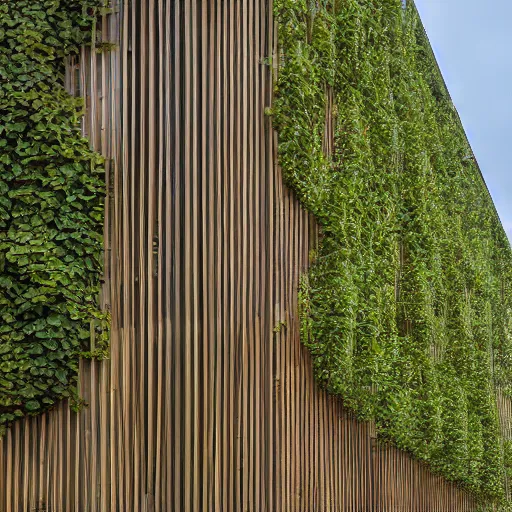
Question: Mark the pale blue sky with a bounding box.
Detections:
[414,0,512,243]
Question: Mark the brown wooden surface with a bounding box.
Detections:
[0,1,483,510]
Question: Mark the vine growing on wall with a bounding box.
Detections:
[274,0,512,504]
[0,0,108,434]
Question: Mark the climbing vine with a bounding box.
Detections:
[0,0,108,434]
[275,0,512,504]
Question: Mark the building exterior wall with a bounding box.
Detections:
[0,1,480,510]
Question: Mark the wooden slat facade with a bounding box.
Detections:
[0,1,483,510]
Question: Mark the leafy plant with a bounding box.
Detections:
[274,0,512,504]
[0,0,107,433]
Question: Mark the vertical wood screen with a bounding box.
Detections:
[0,1,483,510]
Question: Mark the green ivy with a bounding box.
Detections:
[275,0,512,504]
[0,0,108,434]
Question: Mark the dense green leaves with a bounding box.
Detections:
[0,0,107,434]
[275,0,512,504]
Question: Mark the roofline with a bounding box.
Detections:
[410,0,509,244]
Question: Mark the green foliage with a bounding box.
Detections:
[0,0,107,433]
[275,0,512,503]
[504,440,512,482]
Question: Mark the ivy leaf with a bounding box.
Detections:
[47,314,62,327]
[55,369,67,385]
[42,339,59,351]
[25,400,40,412]
[7,122,26,132]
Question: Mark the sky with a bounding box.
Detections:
[414,0,512,243]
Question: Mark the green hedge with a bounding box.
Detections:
[0,0,108,434]
[274,0,512,503]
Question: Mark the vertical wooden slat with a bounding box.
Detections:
[201,3,212,511]
[154,0,165,510]
[191,1,200,511]
[146,0,156,508]
[164,0,174,508]
[172,2,182,512]
[227,3,236,511]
